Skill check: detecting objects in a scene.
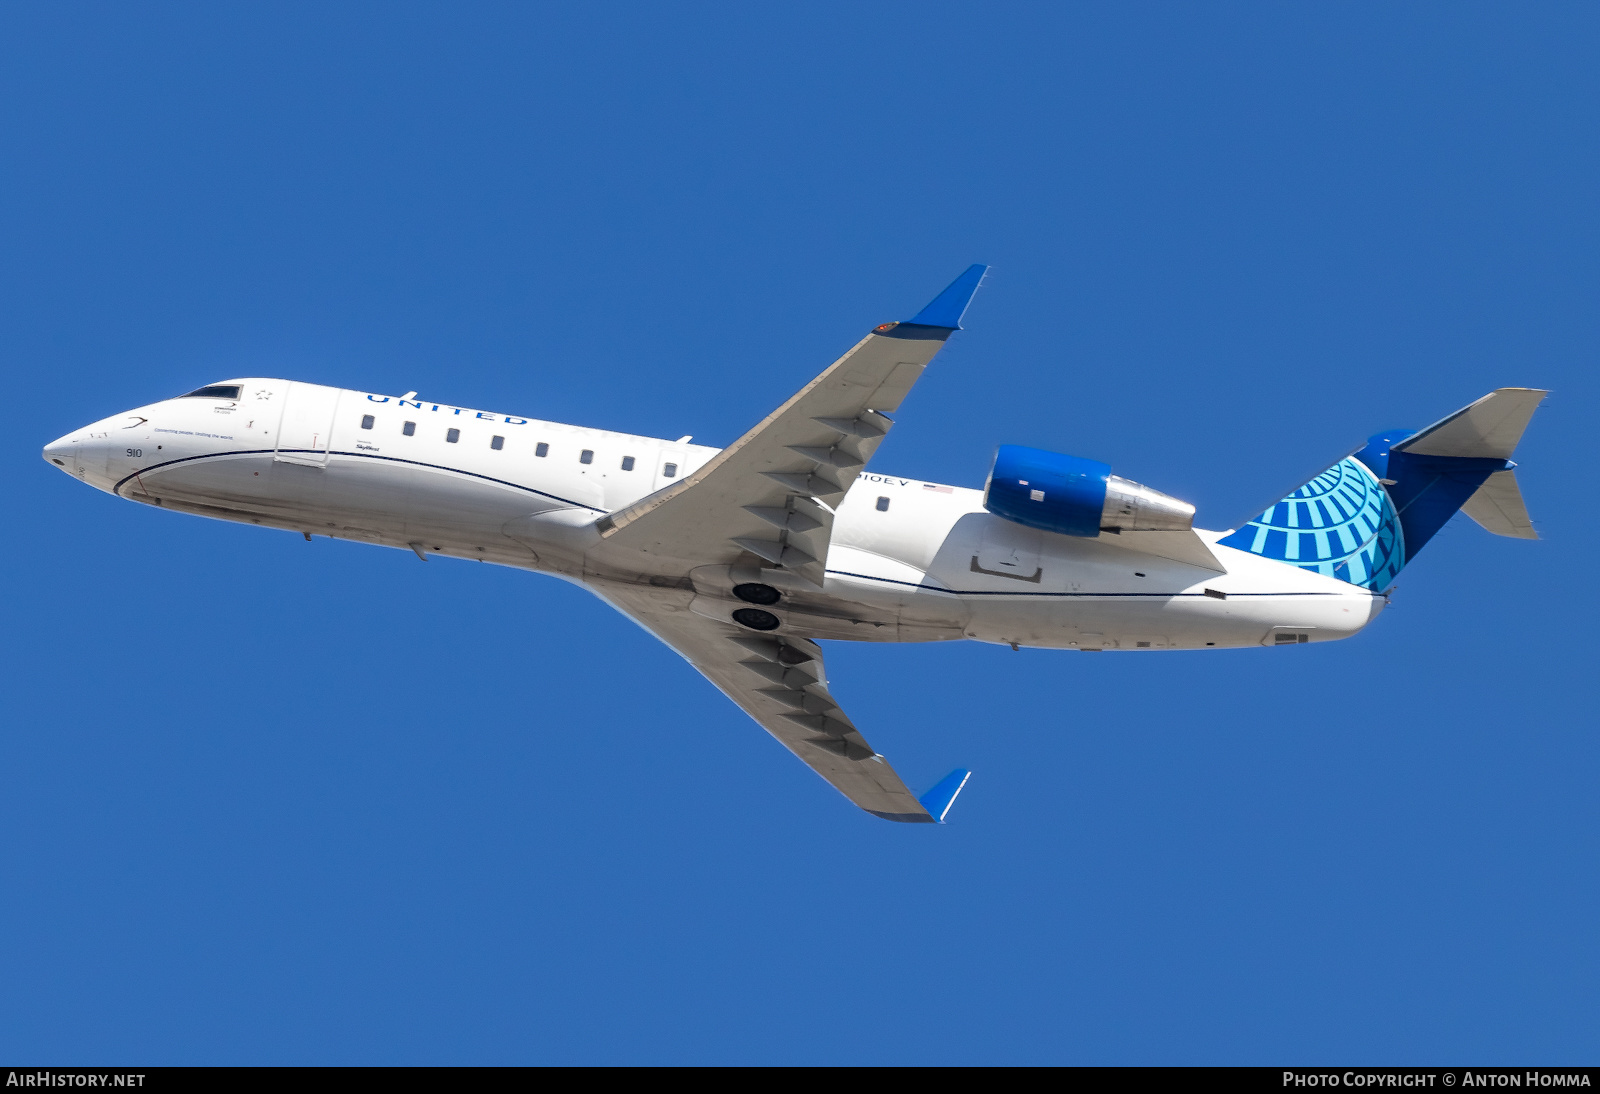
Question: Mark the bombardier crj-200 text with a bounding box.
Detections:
[44,267,1547,823]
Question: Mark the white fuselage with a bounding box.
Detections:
[45,379,1385,651]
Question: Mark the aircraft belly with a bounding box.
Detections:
[823,571,967,642]
[958,583,1376,650]
[127,452,325,525]
[664,558,965,645]
[819,549,969,642]
[123,450,554,568]
[304,456,413,534]
[688,591,903,642]
[937,528,1360,650]
[400,463,572,556]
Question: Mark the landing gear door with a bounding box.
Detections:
[274,382,341,467]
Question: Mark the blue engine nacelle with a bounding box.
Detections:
[983,444,1196,538]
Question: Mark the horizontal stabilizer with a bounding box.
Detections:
[917,768,972,824]
[1394,388,1548,459]
[1461,470,1538,539]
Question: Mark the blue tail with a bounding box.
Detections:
[1218,389,1547,591]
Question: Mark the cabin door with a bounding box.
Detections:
[274,383,342,467]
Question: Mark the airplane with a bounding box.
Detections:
[42,265,1547,824]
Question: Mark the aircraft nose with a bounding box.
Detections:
[43,434,75,471]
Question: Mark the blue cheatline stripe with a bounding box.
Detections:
[113,448,607,512]
[822,570,1362,599]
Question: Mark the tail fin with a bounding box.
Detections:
[1219,388,1546,591]
[1218,452,1407,591]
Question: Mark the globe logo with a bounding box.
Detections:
[1220,457,1404,591]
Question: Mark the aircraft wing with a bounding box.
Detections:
[589,265,988,587]
[592,580,969,823]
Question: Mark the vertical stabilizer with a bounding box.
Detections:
[1219,388,1546,590]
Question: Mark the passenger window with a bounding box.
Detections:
[360,414,375,430]
[580,449,594,464]
[535,442,549,457]
[403,421,416,436]
[663,463,677,478]
[491,435,505,450]
[876,496,890,511]
[446,428,460,443]
[621,455,635,471]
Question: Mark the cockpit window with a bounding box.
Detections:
[181,385,242,400]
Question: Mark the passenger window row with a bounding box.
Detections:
[357,414,677,475]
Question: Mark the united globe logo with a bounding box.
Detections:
[1220,457,1404,591]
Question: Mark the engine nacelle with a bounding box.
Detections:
[982,444,1195,538]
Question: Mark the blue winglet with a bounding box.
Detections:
[918,768,972,824]
[907,264,988,329]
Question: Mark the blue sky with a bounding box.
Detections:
[3,2,1597,1064]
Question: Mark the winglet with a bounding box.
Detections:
[907,264,988,329]
[918,768,972,823]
